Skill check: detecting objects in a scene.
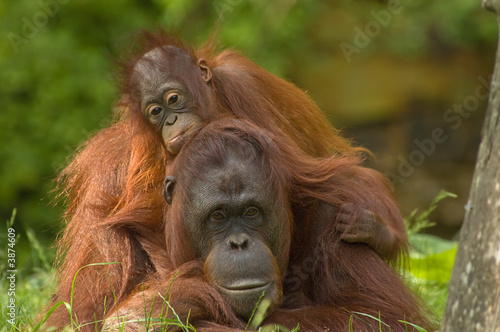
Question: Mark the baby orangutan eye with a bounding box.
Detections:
[166,92,180,106]
[147,104,163,116]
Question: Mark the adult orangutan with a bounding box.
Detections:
[104,119,433,331]
[43,31,408,330]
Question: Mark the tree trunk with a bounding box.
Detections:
[441,1,500,331]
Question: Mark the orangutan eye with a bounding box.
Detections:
[244,207,259,218]
[147,104,163,116]
[166,92,180,106]
[211,211,226,222]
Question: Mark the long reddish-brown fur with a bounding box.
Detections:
[44,31,412,330]
[106,119,433,331]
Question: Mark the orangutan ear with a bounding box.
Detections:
[163,175,176,205]
[197,59,212,82]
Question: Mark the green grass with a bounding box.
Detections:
[403,190,458,321]
[1,209,56,332]
[1,191,456,331]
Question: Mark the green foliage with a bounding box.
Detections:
[404,190,458,323]
[405,190,458,238]
[336,0,496,56]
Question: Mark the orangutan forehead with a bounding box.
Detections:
[134,46,193,73]
[130,46,195,95]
